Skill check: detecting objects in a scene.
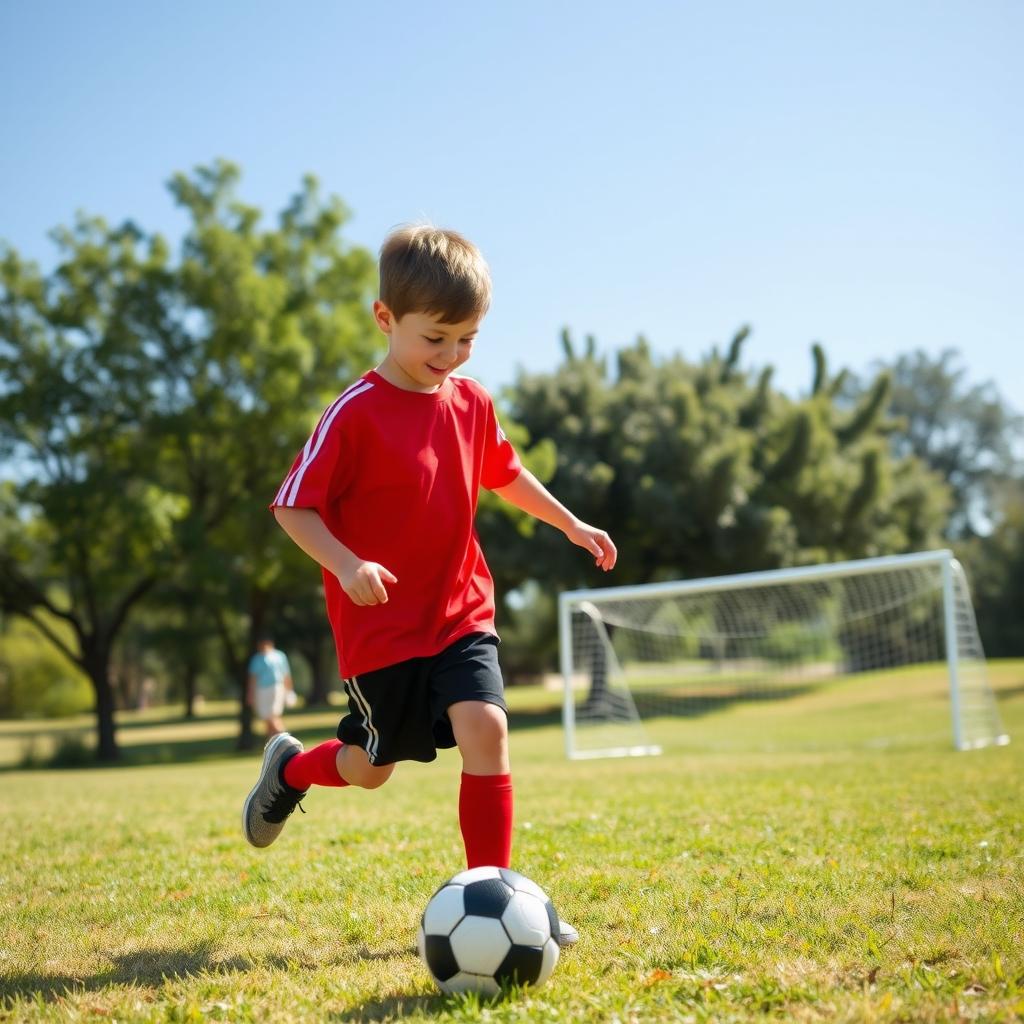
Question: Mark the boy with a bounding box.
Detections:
[242,225,616,947]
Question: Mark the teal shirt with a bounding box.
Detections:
[248,649,290,689]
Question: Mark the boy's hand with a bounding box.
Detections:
[339,561,399,606]
[565,520,617,572]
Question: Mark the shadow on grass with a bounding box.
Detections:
[331,993,447,1022]
[1,944,444,1017]
[0,942,258,1005]
[997,683,1024,702]
[630,681,817,719]
[332,985,527,1024]
[4,707,569,773]
[507,682,816,730]
[1,724,343,774]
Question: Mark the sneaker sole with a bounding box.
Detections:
[241,733,295,847]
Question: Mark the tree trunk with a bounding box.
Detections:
[182,660,198,718]
[304,638,331,706]
[237,662,256,750]
[235,586,268,751]
[87,651,119,762]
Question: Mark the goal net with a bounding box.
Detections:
[558,550,1008,759]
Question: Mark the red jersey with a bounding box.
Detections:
[271,370,522,678]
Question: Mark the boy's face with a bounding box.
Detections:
[373,302,481,392]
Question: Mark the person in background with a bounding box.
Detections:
[246,638,295,737]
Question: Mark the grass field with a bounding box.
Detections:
[1,663,1022,1022]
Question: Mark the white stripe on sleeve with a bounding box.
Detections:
[274,380,374,507]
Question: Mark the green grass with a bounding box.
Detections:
[574,660,1019,756]
[1,663,1022,1022]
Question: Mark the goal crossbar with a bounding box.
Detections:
[560,550,957,607]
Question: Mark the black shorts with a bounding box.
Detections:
[337,632,506,766]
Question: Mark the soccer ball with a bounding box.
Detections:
[418,866,561,995]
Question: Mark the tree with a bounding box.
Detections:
[479,329,951,682]
[1,221,184,759]
[0,161,380,757]
[498,328,947,582]
[959,481,1024,656]
[860,349,1023,537]
[0,610,92,719]
[152,161,380,749]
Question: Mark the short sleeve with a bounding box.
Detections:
[270,392,357,513]
[480,395,522,491]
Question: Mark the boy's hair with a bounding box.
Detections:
[379,225,491,324]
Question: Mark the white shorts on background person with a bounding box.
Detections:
[254,683,285,720]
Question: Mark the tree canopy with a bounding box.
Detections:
[0,161,381,757]
[482,329,949,596]
[854,349,1022,537]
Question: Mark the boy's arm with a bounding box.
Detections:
[273,506,398,605]
[491,469,617,572]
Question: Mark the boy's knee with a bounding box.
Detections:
[358,763,394,789]
[450,700,508,745]
[480,708,508,745]
[338,745,394,789]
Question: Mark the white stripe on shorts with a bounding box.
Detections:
[346,676,380,763]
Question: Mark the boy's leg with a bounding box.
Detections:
[430,636,512,870]
[444,645,579,948]
[449,698,510,775]
[282,739,395,790]
[282,738,348,789]
[243,658,411,848]
[450,701,582,945]
[337,743,395,788]
[449,699,514,870]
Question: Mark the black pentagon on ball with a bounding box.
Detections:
[422,934,460,982]
[462,878,513,919]
[495,943,544,986]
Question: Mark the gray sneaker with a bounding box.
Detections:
[242,733,306,848]
[557,918,580,947]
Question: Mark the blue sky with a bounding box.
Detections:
[1,0,1020,403]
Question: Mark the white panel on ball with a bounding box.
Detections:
[449,865,502,886]
[443,972,500,997]
[508,875,547,901]
[501,894,551,946]
[422,885,465,935]
[449,917,511,976]
[536,938,560,987]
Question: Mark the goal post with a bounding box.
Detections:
[558,550,1009,759]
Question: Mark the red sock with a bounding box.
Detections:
[283,740,349,790]
[459,772,513,869]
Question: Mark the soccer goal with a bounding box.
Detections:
[558,550,1009,759]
